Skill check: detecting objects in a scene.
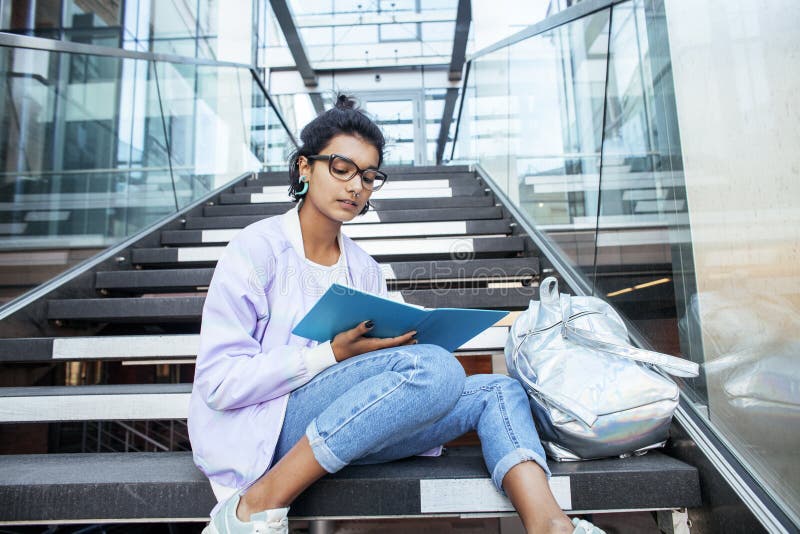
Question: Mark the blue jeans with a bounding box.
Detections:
[271,344,550,494]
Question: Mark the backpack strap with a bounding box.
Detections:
[559,293,700,378]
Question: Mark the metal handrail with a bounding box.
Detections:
[0,166,192,177]
[0,32,252,69]
[466,0,627,62]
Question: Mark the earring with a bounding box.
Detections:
[297,175,309,196]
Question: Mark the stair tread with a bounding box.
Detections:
[0,449,701,520]
[47,287,538,321]
[95,258,539,291]
[203,196,496,216]
[131,236,527,265]
[160,220,512,245]
[0,326,513,363]
[186,206,504,229]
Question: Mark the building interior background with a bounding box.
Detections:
[0,0,797,529]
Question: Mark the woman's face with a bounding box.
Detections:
[298,133,380,223]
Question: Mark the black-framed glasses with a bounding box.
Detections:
[306,154,388,191]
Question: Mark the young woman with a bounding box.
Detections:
[188,95,604,534]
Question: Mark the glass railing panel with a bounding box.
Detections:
[595,0,687,357]
[111,59,176,235]
[0,45,174,302]
[507,9,610,276]
[660,0,800,522]
[153,62,263,203]
[263,98,293,171]
[0,36,293,305]
[0,49,175,246]
[452,66,475,162]
[472,47,510,191]
[454,0,800,524]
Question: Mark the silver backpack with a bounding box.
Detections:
[505,277,700,461]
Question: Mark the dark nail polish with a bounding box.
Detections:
[365,320,374,329]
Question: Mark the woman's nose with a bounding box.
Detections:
[348,174,365,194]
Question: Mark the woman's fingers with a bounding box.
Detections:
[369,330,417,350]
[357,320,374,336]
[335,326,419,360]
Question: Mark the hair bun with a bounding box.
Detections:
[335,94,357,110]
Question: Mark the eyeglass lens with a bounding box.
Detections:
[330,155,386,190]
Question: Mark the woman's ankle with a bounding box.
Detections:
[239,486,291,520]
[235,494,253,522]
[526,515,574,533]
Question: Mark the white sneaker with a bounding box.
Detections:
[572,517,606,533]
[202,493,289,534]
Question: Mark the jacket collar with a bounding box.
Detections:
[280,202,349,272]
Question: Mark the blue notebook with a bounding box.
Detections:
[292,284,509,353]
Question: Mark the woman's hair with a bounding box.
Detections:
[288,94,385,215]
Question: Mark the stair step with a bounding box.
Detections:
[161,220,512,245]
[255,165,470,178]
[220,184,486,204]
[132,236,525,266]
[47,288,536,322]
[234,176,479,194]
[186,206,504,229]
[0,324,515,363]
[0,383,191,422]
[95,258,539,292]
[203,196,496,216]
[0,449,701,521]
[247,170,475,186]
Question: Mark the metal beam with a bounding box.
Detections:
[435,87,460,164]
[309,92,326,115]
[269,0,318,87]
[448,0,471,81]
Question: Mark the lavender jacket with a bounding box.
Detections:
[188,206,389,494]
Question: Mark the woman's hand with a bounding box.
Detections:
[331,320,417,362]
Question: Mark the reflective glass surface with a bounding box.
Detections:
[595,1,685,353]
[471,0,585,51]
[473,47,509,192]
[661,0,800,521]
[0,1,257,64]
[0,42,289,305]
[455,0,800,522]
[464,10,610,269]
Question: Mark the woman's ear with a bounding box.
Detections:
[297,155,312,179]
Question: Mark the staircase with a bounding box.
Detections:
[0,165,700,524]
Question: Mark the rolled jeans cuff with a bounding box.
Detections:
[306,419,347,473]
[491,448,551,496]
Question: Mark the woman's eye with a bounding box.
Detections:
[363,176,375,184]
[332,166,350,175]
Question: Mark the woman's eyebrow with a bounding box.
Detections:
[342,155,380,170]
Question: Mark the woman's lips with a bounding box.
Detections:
[337,199,358,211]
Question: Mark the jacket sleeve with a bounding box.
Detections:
[193,233,336,411]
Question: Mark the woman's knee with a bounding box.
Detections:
[410,343,466,402]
